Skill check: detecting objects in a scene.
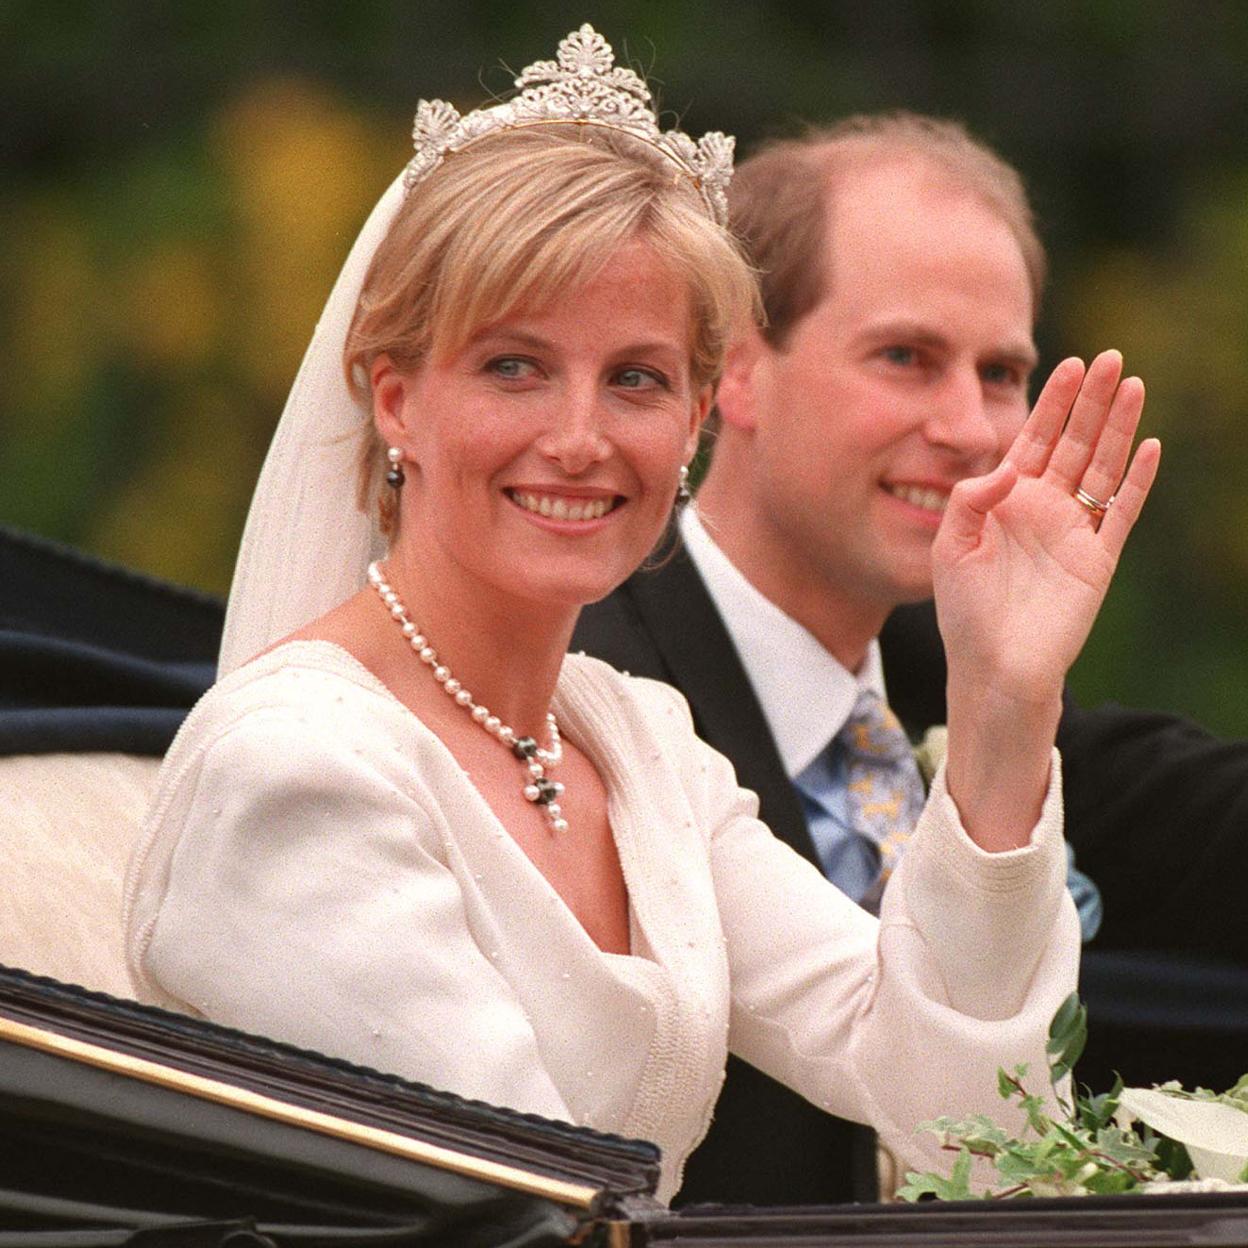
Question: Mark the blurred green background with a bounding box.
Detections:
[3,1,1247,732]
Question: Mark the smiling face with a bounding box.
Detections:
[373,239,708,616]
[712,158,1037,632]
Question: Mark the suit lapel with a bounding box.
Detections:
[614,551,821,869]
[878,601,948,739]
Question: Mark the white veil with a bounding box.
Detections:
[218,171,407,676]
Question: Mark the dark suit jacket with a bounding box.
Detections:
[573,546,1248,1205]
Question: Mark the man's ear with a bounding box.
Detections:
[715,330,767,433]
[370,355,413,451]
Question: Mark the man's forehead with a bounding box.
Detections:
[823,153,1004,227]
[815,163,1037,344]
[823,160,1016,252]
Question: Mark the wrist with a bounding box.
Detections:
[945,673,1063,737]
[944,681,1062,853]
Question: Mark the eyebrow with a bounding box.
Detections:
[469,328,689,360]
[470,329,555,352]
[859,320,1039,372]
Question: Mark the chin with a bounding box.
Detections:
[516,564,638,612]
[533,537,663,603]
[888,574,937,607]
[871,555,936,609]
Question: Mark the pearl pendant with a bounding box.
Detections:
[368,561,569,834]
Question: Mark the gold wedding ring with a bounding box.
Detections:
[1074,485,1114,517]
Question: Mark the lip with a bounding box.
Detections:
[505,487,624,529]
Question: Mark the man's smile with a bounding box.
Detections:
[883,482,951,515]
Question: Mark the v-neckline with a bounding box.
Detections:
[267,639,652,963]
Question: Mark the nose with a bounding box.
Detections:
[535,388,612,475]
[924,368,1000,465]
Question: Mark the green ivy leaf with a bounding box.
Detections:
[919,1114,1010,1157]
[997,1146,1056,1185]
[1085,1167,1137,1195]
[898,1148,979,1202]
[1078,1073,1123,1132]
[895,1173,944,1202]
[1052,1121,1094,1152]
[1045,992,1088,1087]
[1095,1125,1159,1168]
[1020,1092,1051,1135]
[1153,1135,1193,1181]
[901,995,1246,1201]
[1047,993,1082,1042]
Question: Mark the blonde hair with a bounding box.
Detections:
[730,112,1046,347]
[345,127,758,531]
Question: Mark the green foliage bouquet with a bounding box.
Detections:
[899,995,1248,1201]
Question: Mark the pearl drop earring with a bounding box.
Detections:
[385,446,405,489]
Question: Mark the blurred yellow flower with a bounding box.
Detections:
[210,78,401,398]
[115,240,223,371]
[8,200,101,427]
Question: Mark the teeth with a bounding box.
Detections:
[888,484,948,513]
[509,491,613,520]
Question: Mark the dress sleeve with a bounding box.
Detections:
[128,708,573,1122]
[676,699,1078,1179]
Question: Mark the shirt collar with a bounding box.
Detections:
[679,506,886,778]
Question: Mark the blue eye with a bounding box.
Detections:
[487,356,538,380]
[614,367,667,390]
[981,362,1022,387]
[881,346,916,367]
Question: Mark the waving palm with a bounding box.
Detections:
[932,350,1161,849]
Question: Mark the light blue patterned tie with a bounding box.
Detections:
[798,691,1104,936]
[840,690,926,910]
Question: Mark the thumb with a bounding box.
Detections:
[937,461,1018,551]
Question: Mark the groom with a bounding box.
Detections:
[573,113,1248,1205]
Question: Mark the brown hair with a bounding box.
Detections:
[730,111,1046,347]
[344,127,758,531]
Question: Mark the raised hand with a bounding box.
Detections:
[933,350,1161,849]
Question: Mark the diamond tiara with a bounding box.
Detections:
[404,24,734,225]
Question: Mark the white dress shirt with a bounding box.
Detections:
[681,507,889,897]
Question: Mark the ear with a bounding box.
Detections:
[684,383,714,463]
[715,329,767,433]
[371,355,416,451]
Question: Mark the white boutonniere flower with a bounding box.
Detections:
[912,725,948,792]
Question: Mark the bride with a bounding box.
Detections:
[124,26,1159,1202]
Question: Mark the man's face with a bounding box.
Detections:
[734,160,1037,614]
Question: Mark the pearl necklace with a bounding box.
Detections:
[367,562,568,833]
